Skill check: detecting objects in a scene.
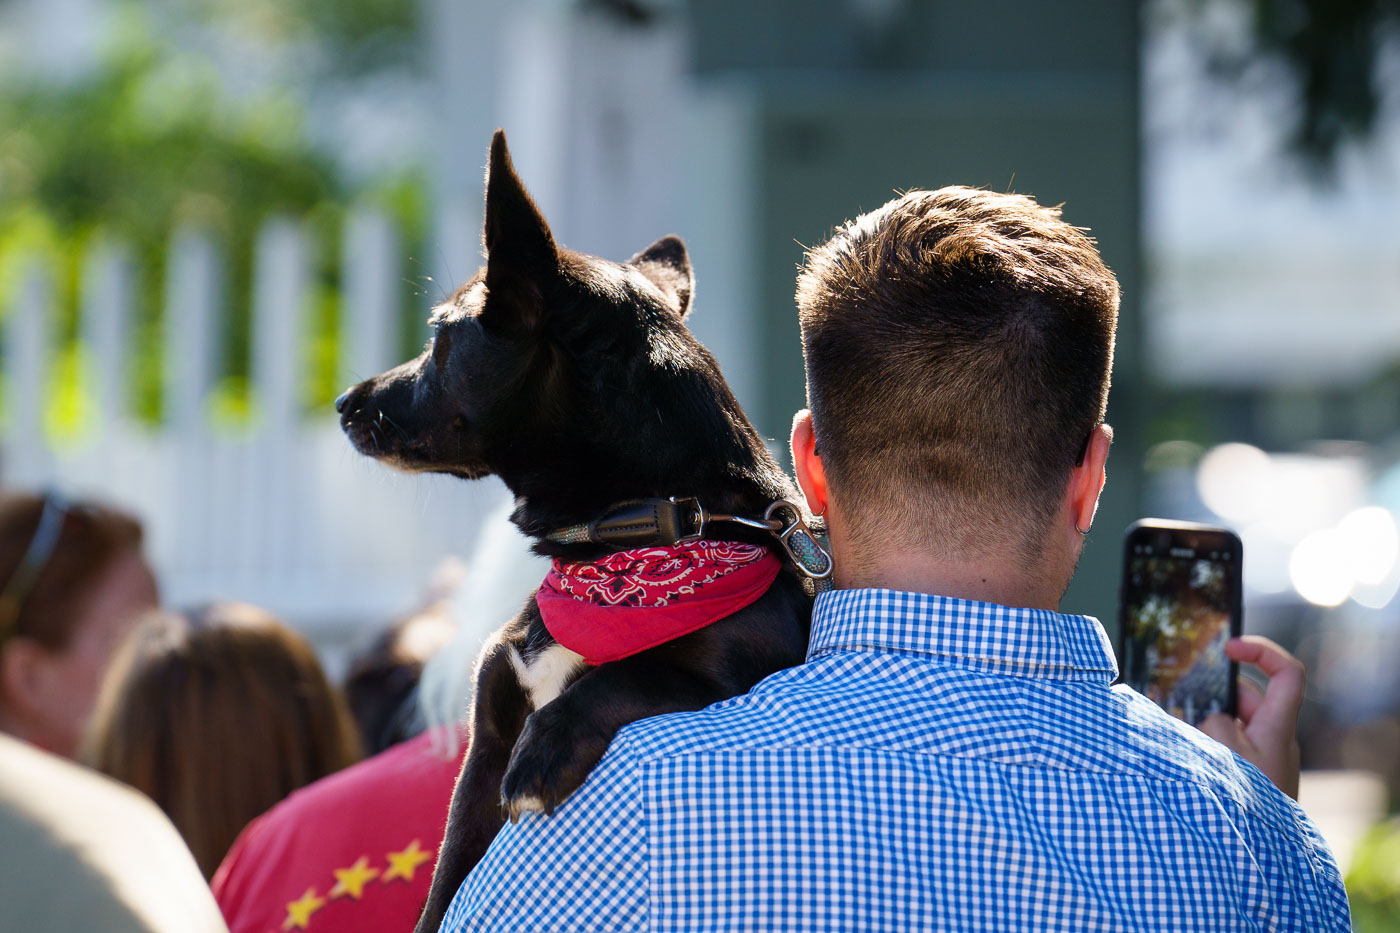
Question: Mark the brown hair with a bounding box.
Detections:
[0,494,146,650]
[796,187,1120,567]
[83,603,363,878]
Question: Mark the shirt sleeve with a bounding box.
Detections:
[1288,800,1354,932]
[1231,761,1354,933]
[440,738,650,932]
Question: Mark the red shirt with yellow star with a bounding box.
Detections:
[212,730,465,933]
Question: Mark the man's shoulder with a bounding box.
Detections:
[459,672,1350,933]
[1109,688,1343,876]
[605,660,1219,781]
[603,667,1321,856]
[607,661,829,763]
[1109,688,1278,796]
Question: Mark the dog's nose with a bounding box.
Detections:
[335,389,352,414]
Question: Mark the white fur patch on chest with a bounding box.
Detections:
[507,643,586,709]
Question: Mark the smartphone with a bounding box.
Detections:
[1118,519,1243,726]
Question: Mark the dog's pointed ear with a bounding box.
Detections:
[628,235,694,318]
[483,130,558,326]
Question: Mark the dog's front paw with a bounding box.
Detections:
[501,793,549,823]
[499,705,607,822]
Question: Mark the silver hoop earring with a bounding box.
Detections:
[815,503,827,517]
[1075,522,1091,536]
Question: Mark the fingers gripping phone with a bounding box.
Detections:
[1118,520,1243,726]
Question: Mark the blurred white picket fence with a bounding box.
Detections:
[0,5,754,637]
[1,210,506,632]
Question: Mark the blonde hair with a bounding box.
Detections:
[417,496,550,755]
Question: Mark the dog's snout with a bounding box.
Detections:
[335,389,353,414]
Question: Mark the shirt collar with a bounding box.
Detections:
[807,588,1118,683]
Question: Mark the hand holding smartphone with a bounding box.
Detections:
[1118,520,1243,726]
[1198,636,1304,798]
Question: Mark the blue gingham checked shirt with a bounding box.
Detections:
[442,588,1351,931]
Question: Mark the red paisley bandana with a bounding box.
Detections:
[536,540,782,665]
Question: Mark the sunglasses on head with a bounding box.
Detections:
[0,493,72,645]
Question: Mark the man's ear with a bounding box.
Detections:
[482,129,558,328]
[790,409,829,518]
[628,235,694,318]
[1067,423,1113,537]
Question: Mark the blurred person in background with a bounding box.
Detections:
[213,502,548,933]
[344,561,462,756]
[344,607,453,756]
[0,731,228,933]
[0,492,158,759]
[83,602,362,879]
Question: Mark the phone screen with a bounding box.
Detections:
[1120,524,1241,726]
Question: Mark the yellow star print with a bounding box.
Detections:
[330,856,380,900]
[382,839,433,884]
[282,887,326,930]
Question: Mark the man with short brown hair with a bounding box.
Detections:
[442,188,1349,931]
[795,186,1118,581]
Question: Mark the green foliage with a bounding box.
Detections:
[1347,818,1400,931]
[0,20,337,425]
[302,202,344,419]
[0,8,429,432]
[0,212,90,437]
[0,22,335,247]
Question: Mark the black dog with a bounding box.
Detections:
[337,131,823,933]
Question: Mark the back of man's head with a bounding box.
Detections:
[796,187,1120,574]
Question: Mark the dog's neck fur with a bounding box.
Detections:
[479,281,797,560]
[502,416,796,561]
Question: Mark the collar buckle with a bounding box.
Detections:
[668,496,708,543]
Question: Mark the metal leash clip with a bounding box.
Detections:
[763,500,834,586]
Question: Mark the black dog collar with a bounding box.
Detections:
[546,497,712,549]
[546,497,834,590]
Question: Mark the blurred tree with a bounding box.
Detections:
[1193,0,1400,169]
[0,3,428,428]
[0,25,334,425]
[1249,0,1400,165]
[0,31,333,237]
